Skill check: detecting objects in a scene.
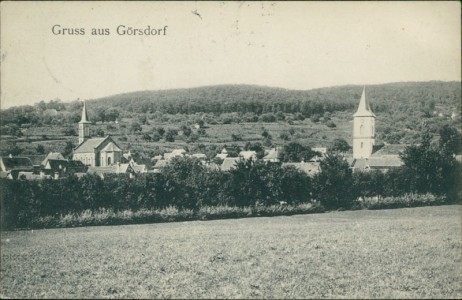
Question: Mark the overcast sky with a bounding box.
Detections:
[1,1,460,108]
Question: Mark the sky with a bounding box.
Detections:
[1,1,460,109]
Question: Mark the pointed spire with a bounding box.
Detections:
[353,86,376,117]
[80,101,90,123]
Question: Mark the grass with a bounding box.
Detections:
[25,203,322,229]
[1,205,461,299]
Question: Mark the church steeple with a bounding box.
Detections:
[353,87,376,159]
[78,101,91,144]
[80,100,90,124]
[353,86,376,117]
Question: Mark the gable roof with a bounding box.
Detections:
[45,159,68,171]
[101,142,122,152]
[352,155,403,169]
[0,157,33,171]
[353,87,376,117]
[87,166,117,175]
[74,137,108,154]
[154,159,168,169]
[41,152,65,166]
[372,144,409,156]
[221,157,240,171]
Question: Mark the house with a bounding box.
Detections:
[0,156,34,179]
[72,101,124,167]
[44,159,88,178]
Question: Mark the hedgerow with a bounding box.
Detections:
[1,154,461,230]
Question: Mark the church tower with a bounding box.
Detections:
[78,101,91,144]
[353,87,376,159]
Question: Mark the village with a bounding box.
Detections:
[0,88,408,180]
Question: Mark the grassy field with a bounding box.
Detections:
[1,205,461,299]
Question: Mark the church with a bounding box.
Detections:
[349,87,404,172]
[73,102,123,167]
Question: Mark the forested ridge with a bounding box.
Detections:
[91,81,461,115]
[2,81,460,125]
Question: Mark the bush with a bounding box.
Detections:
[360,193,445,210]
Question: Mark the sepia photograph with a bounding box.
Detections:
[1,1,461,298]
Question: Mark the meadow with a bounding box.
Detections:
[1,205,461,299]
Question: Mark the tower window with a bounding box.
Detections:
[361,142,364,149]
[360,125,364,135]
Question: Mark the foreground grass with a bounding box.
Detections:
[1,205,461,299]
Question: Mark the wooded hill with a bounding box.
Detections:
[89,81,461,116]
[2,81,460,126]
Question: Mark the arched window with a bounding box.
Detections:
[361,142,364,149]
[107,157,111,165]
[360,124,364,135]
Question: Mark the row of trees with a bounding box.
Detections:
[2,144,461,229]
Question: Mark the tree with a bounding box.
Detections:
[439,125,461,155]
[165,129,178,142]
[105,108,119,122]
[314,153,356,209]
[331,138,351,152]
[244,142,265,159]
[36,144,45,154]
[278,142,316,162]
[231,134,242,141]
[130,121,142,133]
[399,127,459,197]
[197,128,206,136]
[94,107,106,123]
[181,125,192,137]
[63,141,74,159]
[95,128,105,137]
[156,127,165,137]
